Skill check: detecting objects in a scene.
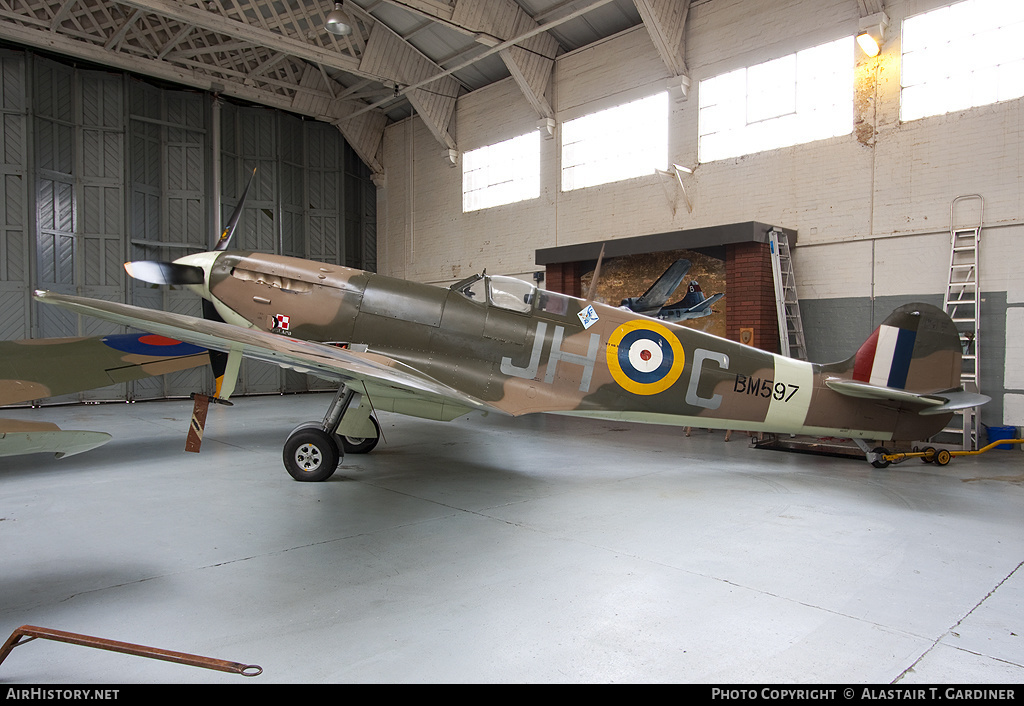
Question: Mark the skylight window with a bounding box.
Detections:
[901,0,1024,122]
[561,92,668,191]
[698,36,854,162]
[462,131,540,212]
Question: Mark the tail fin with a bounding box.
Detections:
[678,281,704,310]
[848,303,959,392]
[824,303,988,412]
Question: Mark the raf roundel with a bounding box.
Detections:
[607,320,685,395]
[100,333,206,357]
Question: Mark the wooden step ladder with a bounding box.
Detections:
[943,194,983,450]
[768,228,807,360]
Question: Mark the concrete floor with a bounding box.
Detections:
[1,393,1022,684]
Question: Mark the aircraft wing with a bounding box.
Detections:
[621,259,691,315]
[1,333,208,407]
[34,290,492,421]
[0,418,111,458]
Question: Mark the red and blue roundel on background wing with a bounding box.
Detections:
[606,320,685,395]
[101,333,206,357]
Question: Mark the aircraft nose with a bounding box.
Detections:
[173,251,220,298]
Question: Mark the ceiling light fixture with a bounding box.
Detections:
[857,11,888,58]
[857,31,880,57]
[325,2,352,37]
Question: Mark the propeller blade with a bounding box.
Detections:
[215,167,256,251]
[202,300,241,400]
[124,260,205,285]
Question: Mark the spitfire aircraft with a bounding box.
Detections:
[619,259,724,322]
[32,234,988,480]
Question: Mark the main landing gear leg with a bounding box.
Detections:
[282,386,356,482]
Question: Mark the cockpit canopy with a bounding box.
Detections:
[452,273,570,316]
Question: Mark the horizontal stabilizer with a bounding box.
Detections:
[825,378,989,414]
[917,389,992,415]
[683,292,724,313]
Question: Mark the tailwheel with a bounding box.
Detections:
[283,423,341,482]
[340,415,380,454]
[870,447,891,469]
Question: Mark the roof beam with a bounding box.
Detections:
[121,0,457,155]
[0,19,297,111]
[454,0,558,119]
[347,0,619,121]
[117,0,363,75]
[385,0,558,118]
[857,0,886,14]
[358,19,459,151]
[634,0,691,97]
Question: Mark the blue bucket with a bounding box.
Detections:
[986,426,1018,451]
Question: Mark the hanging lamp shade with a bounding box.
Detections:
[325,2,352,36]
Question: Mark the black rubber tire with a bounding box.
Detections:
[935,449,952,466]
[283,425,341,482]
[340,416,380,454]
[870,447,891,469]
[920,446,936,463]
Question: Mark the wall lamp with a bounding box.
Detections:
[857,11,889,57]
[325,2,353,37]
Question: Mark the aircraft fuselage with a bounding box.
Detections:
[182,251,957,443]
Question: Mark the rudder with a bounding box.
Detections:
[844,303,962,393]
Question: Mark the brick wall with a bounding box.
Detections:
[544,262,582,298]
[725,243,779,353]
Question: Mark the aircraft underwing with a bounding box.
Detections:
[0,334,209,458]
[34,247,989,480]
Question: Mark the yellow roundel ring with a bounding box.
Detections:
[606,320,685,395]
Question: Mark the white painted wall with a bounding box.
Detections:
[375,0,1024,426]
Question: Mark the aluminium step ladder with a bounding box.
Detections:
[942,194,983,450]
[768,229,807,360]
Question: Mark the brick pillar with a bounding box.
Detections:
[726,242,779,353]
[544,262,583,297]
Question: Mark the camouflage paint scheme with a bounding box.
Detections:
[1,334,208,458]
[35,250,979,467]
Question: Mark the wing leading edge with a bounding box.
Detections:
[33,290,491,423]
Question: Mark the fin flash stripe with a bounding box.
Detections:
[853,324,917,389]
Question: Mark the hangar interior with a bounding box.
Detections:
[1,0,1023,684]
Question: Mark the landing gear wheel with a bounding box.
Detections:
[870,447,891,469]
[934,448,952,466]
[340,416,380,454]
[920,446,937,463]
[283,424,341,482]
